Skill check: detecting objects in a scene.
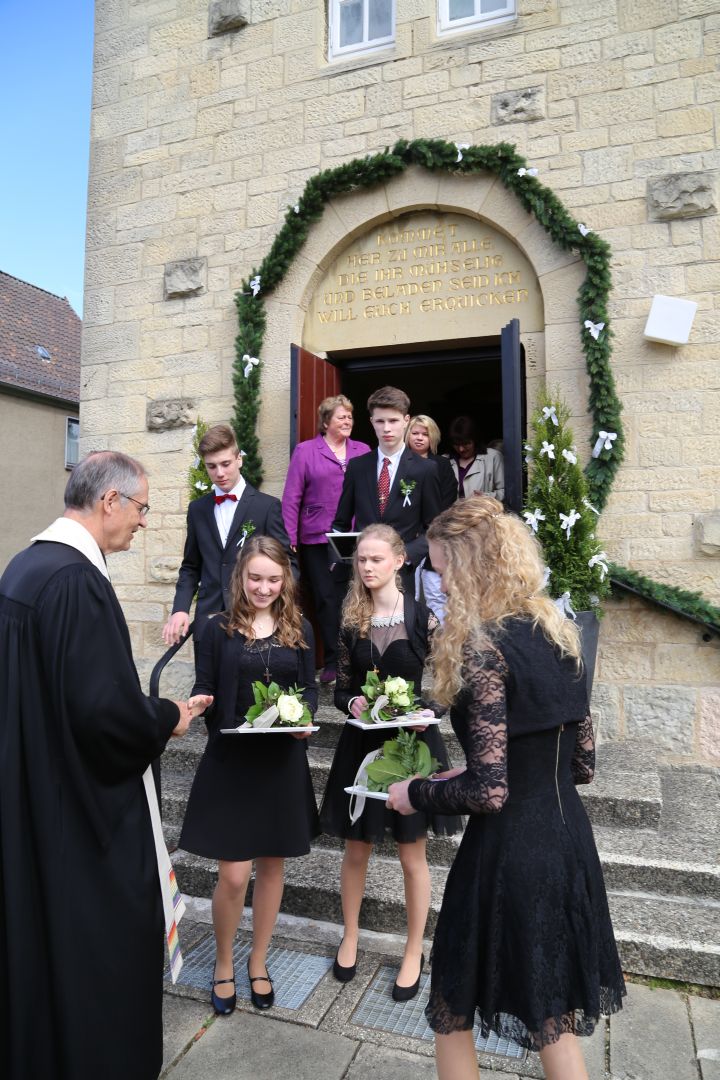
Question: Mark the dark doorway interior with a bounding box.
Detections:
[332,343,514,454]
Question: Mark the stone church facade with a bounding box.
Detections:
[84,0,719,762]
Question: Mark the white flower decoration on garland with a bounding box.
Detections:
[540,440,556,460]
[578,223,591,237]
[542,404,559,426]
[562,447,578,464]
[249,275,261,297]
[559,509,581,539]
[242,354,260,378]
[591,430,617,458]
[517,166,538,177]
[523,508,546,534]
[584,319,605,341]
[588,551,610,581]
[555,591,577,620]
[455,142,470,163]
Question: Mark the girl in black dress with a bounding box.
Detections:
[320,524,459,1000]
[388,498,625,1080]
[181,536,318,1016]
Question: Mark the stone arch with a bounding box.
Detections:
[259,167,588,494]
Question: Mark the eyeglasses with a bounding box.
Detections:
[120,492,150,516]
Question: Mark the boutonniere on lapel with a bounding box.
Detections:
[399,480,416,508]
[237,521,256,548]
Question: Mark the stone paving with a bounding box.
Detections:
[160,911,720,1080]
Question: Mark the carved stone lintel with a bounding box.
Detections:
[647,171,717,221]
[147,398,196,431]
[694,512,720,557]
[491,87,544,126]
[208,0,249,36]
[163,257,207,299]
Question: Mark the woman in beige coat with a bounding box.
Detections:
[445,416,505,503]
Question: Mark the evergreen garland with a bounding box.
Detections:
[609,565,720,635]
[523,394,611,614]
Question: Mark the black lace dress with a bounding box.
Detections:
[179,616,319,862]
[320,597,460,844]
[408,618,625,1050]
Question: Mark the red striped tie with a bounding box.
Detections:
[378,457,391,516]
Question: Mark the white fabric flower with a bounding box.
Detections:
[277,694,304,724]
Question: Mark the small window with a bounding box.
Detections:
[438,0,514,35]
[66,417,80,469]
[329,0,395,60]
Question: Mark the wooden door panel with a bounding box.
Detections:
[290,344,341,449]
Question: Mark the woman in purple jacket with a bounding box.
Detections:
[282,395,370,684]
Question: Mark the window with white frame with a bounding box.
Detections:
[65,417,79,469]
[329,0,395,60]
[438,0,515,35]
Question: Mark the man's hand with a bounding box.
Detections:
[163,611,190,646]
[171,700,192,737]
[171,694,214,737]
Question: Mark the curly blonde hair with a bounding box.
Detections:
[427,496,581,705]
[341,524,406,638]
[226,535,307,648]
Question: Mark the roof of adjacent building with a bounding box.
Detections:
[0,271,81,404]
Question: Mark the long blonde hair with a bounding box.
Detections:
[226,535,307,648]
[341,524,406,638]
[427,496,581,705]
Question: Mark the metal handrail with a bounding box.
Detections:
[149,621,195,697]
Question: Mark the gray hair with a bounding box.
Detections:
[64,451,146,511]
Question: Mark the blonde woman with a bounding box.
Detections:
[319,524,459,1000]
[180,536,318,1016]
[387,498,624,1080]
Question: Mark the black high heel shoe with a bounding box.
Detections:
[391,954,425,1002]
[247,959,275,1009]
[211,969,236,1016]
[332,939,357,983]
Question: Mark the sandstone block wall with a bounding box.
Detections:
[85,0,720,762]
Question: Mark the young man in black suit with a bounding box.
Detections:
[162,424,295,648]
[331,386,441,583]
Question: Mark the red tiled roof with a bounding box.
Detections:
[0,271,81,403]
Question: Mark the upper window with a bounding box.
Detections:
[66,417,80,469]
[438,0,515,34]
[329,0,395,60]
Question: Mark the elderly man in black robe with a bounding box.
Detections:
[0,451,211,1080]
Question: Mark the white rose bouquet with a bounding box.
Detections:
[244,681,313,728]
[359,670,420,724]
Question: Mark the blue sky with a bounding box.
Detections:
[0,0,94,315]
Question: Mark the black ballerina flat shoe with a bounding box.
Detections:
[391,954,425,1002]
[211,971,236,1016]
[332,939,357,983]
[247,960,275,1009]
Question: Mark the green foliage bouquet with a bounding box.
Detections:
[244,681,313,728]
[364,731,440,793]
[359,672,420,723]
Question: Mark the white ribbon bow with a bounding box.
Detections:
[349,748,383,823]
[559,509,581,539]
[591,430,617,458]
[455,142,470,162]
[583,497,600,515]
[242,354,260,378]
[194,480,209,491]
[523,508,546,534]
[540,441,555,460]
[242,704,280,729]
[562,447,577,464]
[584,319,605,340]
[548,474,555,488]
[370,694,390,722]
[578,223,591,237]
[237,526,252,549]
[542,566,552,589]
[517,167,538,177]
[555,591,577,620]
[249,275,261,296]
[402,491,412,507]
[542,405,559,426]
[523,442,534,460]
[588,551,610,581]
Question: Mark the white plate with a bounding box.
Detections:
[220,725,319,734]
[343,785,390,801]
[345,716,442,731]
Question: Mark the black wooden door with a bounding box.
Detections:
[500,318,524,513]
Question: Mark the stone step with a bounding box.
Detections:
[172,846,720,987]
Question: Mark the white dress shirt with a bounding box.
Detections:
[213,476,246,547]
[376,446,404,491]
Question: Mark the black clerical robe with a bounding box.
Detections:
[0,541,180,1080]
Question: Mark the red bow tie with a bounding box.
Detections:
[214,493,238,504]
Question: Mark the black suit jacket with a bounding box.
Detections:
[429,452,458,511]
[172,485,295,639]
[332,448,441,567]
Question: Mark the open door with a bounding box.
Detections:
[290,344,340,450]
[500,318,524,514]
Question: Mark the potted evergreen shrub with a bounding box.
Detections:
[522,394,611,692]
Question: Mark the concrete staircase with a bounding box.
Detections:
[163,686,720,987]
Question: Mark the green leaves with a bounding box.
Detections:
[365,731,440,792]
